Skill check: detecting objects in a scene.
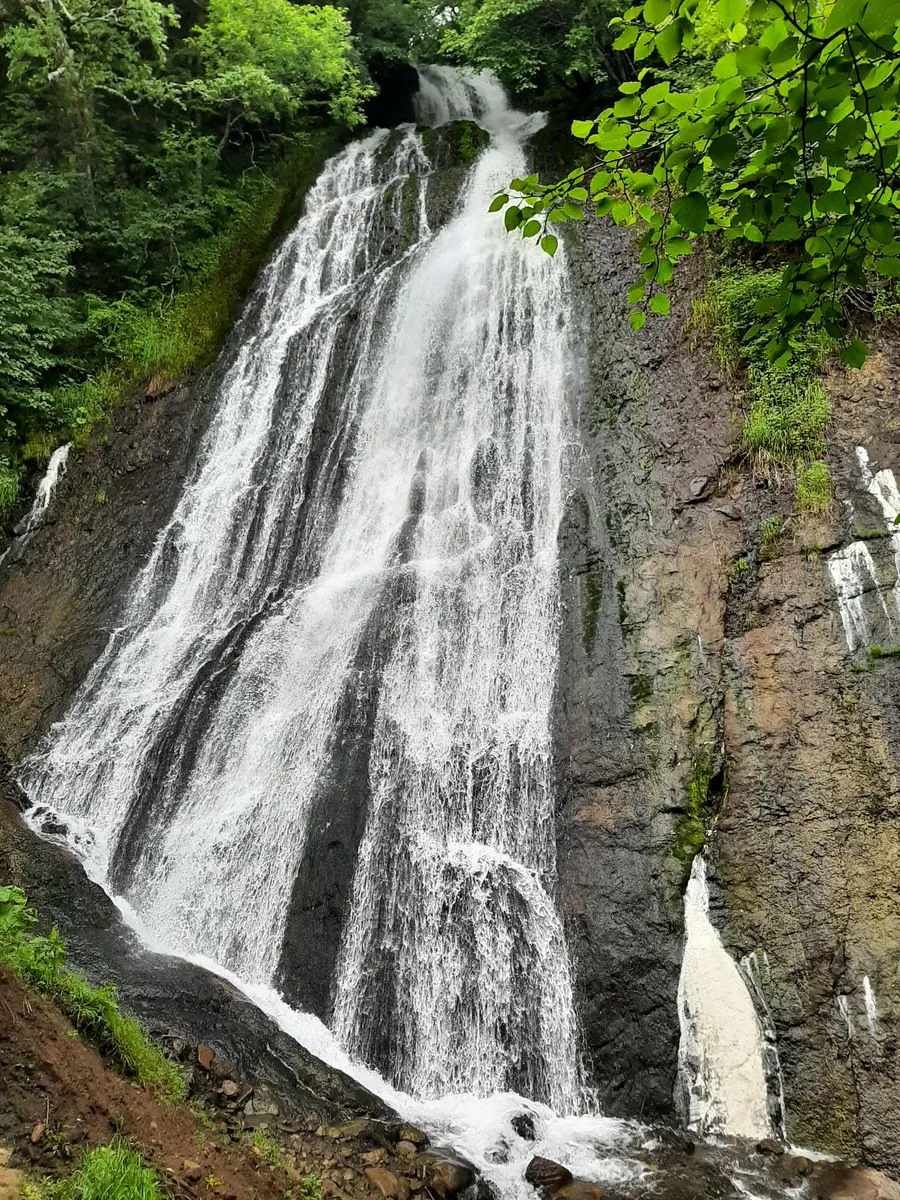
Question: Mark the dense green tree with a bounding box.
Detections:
[441,0,628,98]
[0,0,372,500]
[497,0,900,362]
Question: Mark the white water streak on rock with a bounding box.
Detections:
[676,857,773,1140]
[827,447,900,650]
[863,975,879,1039]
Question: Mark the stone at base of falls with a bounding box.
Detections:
[814,1166,900,1200]
[0,787,393,1128]
[524,1158,573,1194]
[420,1152,476,1198]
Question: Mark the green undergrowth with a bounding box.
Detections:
[23,1140,165,1200]
[692,266,835,514]
[3,131,338,517]
[0,886,185,1101]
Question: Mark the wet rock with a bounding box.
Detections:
[524,1156,573,1194]
[220,1079,240,1099]
[197,1044,214,1071]
[814,1165,900,1200]
[755,1138,784,1156]
[396,1141,418,1160]
[425,1155,476,1198]
[365,1166,405,1199]
[511,1113,536,1141]
[396,1124,428,1147]
[362,1149,388,1166]
[554,1182,604,1200]
[779,1155,812,1182]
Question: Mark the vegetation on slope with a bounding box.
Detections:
[0,885,185,1100]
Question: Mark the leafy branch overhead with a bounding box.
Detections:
[496,0,900,364]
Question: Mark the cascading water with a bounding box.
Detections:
[20,67,586,1117]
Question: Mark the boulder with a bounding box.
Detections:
[425,1156,476,1198]
[365,1167,406,1199]
[525,1157,573,1194]
[814,1165,900,1200]
[555,1183,604,1200]
[511,1114,536,1141]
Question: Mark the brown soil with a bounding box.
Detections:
[0,966,291,1199]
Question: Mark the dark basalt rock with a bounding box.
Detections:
[524,1156,573,1193]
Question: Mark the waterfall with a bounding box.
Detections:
[0,442,71,568]
[19,68,587,1113]
[675,856,774,1140]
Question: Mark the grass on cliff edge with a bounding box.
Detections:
[22,1140,165,1200]
[691,266,835,514]
[0,885,185,1101]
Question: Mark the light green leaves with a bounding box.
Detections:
[494,0,900,361]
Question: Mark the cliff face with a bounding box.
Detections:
[1,136,899,1173]
[558,219,900,1168]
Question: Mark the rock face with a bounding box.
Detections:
[558,216,900,1166]
[0,377,206,767]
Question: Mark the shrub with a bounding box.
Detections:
[692,267,785,375]
[0,887,185,1101]
[796,461,833,515]
[0,456,20,517]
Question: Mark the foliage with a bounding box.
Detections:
[0,0,366,514]
[441,0,628,97]
[496,0,900,362]
[795,459,833,512]
[742,369,829,468]
[0,886,185,1101]
[188,0,372,132]
[251,1129,285,1170]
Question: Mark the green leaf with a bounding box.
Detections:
[824,0,865,35]
[504,207,521,231]
[571,120,594,139]
[709,133,738,168]
[644,0,672,23]
[521,219,541,237]
[630,310,647,331]
[672,192,709,233]
[649,292,671,315]
[876,257,900,277]
[540,235,558,257]
[628,282,645,304]
[840,338,868,368]
[655,18,683,64]
[716,0,745,24]
[488,194,507,213]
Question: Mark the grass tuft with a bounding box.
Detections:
[795,461,833,514]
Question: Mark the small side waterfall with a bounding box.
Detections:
[675,856,776,1140]
[19,68,587,1114]
[0,442,71,568]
